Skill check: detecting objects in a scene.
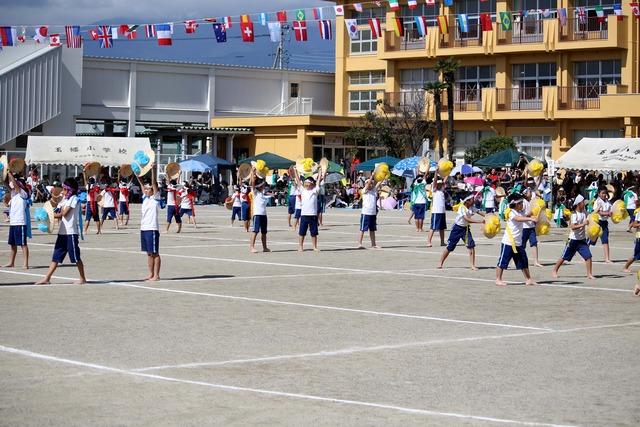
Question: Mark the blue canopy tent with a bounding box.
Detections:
[186,154,235,176]
[355,156,401,171]
[179,159,212,172]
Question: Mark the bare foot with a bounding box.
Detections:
[426,243,433,248]
[407,219,412,224]
[437,265,444,269]
[634,284,640,296]
[525,280,537,286]
[298,247,304,252]
[471,266,478,271]
[2,264,14,268]
[534,263,543,267]
[250,247,258,253]
[495,280,507,286]
[142,276,153,281]
[605,260,614,264]
[74,279,87,285]
[35,279,50,285]
[623,268,632,273]
[371,245,381,250]
[587,275,595,280]
[357,244,365,249]
[551,270,559,278]
[146,276,160,282]
[313,247,320,252]
[263,248,271,253]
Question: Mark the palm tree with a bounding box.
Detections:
[435,57,461,159]
[424,81,447,159]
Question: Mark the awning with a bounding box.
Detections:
[26,136,151,166]
[555,138,640,171]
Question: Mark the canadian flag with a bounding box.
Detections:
[184,20,198,33]
[33,26,48,43]
[49,34,61,47]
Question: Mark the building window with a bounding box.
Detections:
[454,0,497,39]
[400,68,438,92]
[349,90,379,112]
[512,62,557,88]
[350,29,378,55]
[513,135,552,160]
[349,71,385,85]
[453,130,496,159]
[574,60,621,86]
[290,83,299,98]
[351,6,386,24]
[573,129,623,145]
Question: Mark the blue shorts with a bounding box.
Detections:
[8,225,27,246]
[447,224,475,251]
[101,207,116,220]
[85,203,99,222]
[294,209,302,219]
[52,234,81,263]
[252,215,268,234]
[288,195,297,214]
[317,195,326,214]
[562,239,592,261]
[497,243,528,270]
[589,220,609,245]
[180,208,193,218]
[430,212,447,230]
[413,203,426,220]
[629,209,636,224]
[241,202,250,221]
[360,214,377,232]
[231,206,241,221]
[167,205,182,224]
[118,201,129,215]
[522,227,538,248]
[141,230,160,255]
[299,215,319,237]
[633,239,640,261]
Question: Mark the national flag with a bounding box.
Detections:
[295,9,306,21]
[444,0,453,6]
[613,4,623,20]
[437,16,449,34]
[458,14,469,32]
[121,25,138,39]
[558,8,568,26]
[223,16,232,29]
[319,20,333,40]
[33,26,48,43]
[65,26,82,48]
[369,18,382,37]
[345,19,359,39]
[277,10,288,23]
[49,34,61,47]
[212,23,227,42]
[88,28,99,40]
[111,27,119,39]
[499,11,512,30]
[539,9,551,18]
[97,26,113,48]
[353,3,363,12]
[155,23,172,46]
[408,0,418,9]
[388,0,400,11]
[293,20,308,41]
[204,18,217,23]
[144,25,156,38]
[334,5,345,16]
[391,17,404,37]
[632,3,640,19]
[415,16,428,36]
[577,7,587,24]
[184,20,198,33]
[595,5,605,23]
[480,13,493,31]
[268,22,281,42]
[260,13,267,26]
[313,8,324,20]
[426,0,436,5]
[240,15,254,42]
[17,27,25,43]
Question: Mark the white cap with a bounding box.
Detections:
[573,194,585,206]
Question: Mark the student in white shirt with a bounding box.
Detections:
[522,189,543,267]
[36,178,87,285]
[589,188,612,263]
[240,184,250,233]
[165,180,182,234]
[179,183,197,229]
[410,173,428,232]
[293,168,325,252]
[117,177,132,227]
[4,173,30,269]
[495,193,538,286]
[83,173,102,235]
[427,176,447,247]
[439,193,485,270]
[623,209,640,273]
[552,195,593,280]
[623,185,637,232]
[100,182,120,231]
[230,185,242,226]
[358,177,382,249]
[136,165,161,281]
[249,168,271,253]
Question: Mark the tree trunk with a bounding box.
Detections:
[434,91,444,159]
[446,79,455,160]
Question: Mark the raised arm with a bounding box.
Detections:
[151,164,158,194]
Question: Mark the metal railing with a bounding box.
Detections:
[441,21,482,48]
[265,97,313,116]
[441,87,483,112]
[496,87,544,111]
[557,85,606,110]
[560,17,609,41]
[497,17,544,44]
[382,91,426,111]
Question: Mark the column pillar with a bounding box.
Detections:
[127,63,137,137]
[181,134,187,160]
[225,135,235,183]
[213,135,219,157]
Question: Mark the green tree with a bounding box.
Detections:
[423,81,447,159]
[435,57,461,159]
[464,136,516,165]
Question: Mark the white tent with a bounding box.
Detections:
[555,138,640,171]
[26,136,151,167]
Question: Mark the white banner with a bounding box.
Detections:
[26,136,152,167]
[555,138,640,171]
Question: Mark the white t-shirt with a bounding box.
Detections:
[412,183,427,204]
[167,185,178,205]
[118,183,131,202]
[635,211,640,238]
[295,193,302,210]
[140,193,161,231]
[59,195,80,235]
[502,209,523,247]
[454,204,474,227]
[300,186,320,216]
[569,211,587,241]
[522,199,535,229]
[431,189,445,213]
[483,187,496,209]
[9,189,28,226]
[252,189,268,216]
[179,189,192,209]
[232,192,242,207]
[593,198,611,222]
[361,187,377,216]
[101,189,115,208]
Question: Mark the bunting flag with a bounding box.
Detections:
[539,9,551,18]
[458,14,469,33]
[595,5,605,23]
[613,4,623,20]
[184,20,198,34]
[213,23,227,42]
[121,25,138,39]
[260,13,267,26]
[97,25,114,48]
[499,11,512,30]
[33,26,48,43]
[632,2,640,18]
[444,0,453,6]
[1,26,18,46]
[204,18,217,23]
[223,16,232,29]
[277,10,288,23]
[334,5,345,16]
[293,20,308,41]
[388,0,400,11]
[268,22,281,42]
[89,28,99,40]
[295,9,306,21]
[313,8,324,20]
[65,26,82,48]
[49,34,61,47]
[144,24,156,38]
[408,0,418,9]
[17,27,26,43]
[240,15,254,42]
[577,7,587,24]
[480,13,493,31]
[437,16,449,34]
[415,16,428,36]
[369,18,382,37]
[426,0,436,5]
[345,19,359,39]
[155,23,172,46]
[111,27,119,39]
[319,20,333,40]
[391,17,404,37]
[353,3,363,12]
[558,8,568,26]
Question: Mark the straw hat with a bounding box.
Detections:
[0,155,7,181]
[84,162,101,177]
[495,186,506,197]
[251,159,270,179]
[165,162,181,180]
[41,201,56,233]
[319,157,329,174]
[606,184,615,200]
[418,157,431,174]
[224,196,233,210]
[119,164,133,178]
[237,163,252,182]
[131,148,155,177]
[8,157,25,175]
[50,186,63,207]
[295,157,318,177]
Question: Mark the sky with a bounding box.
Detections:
[2,0,335,71]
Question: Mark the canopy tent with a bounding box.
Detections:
[239,152,295,170]
[555,138,640,171]
[325,160,344,174]
[179,159,212,173]
[26,136,152,166]
[356,155,400,171]
[189,154,235,170]
[475,149,533,168]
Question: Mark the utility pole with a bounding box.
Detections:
[273,24,291,70]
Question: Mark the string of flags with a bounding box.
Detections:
[0,1,638,49]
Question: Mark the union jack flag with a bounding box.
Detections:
[145,24,156,38]
[577,7,587,24]
[65,26,82,48]
[97,25,113,48]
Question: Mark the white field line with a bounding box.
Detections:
[0,343,577,427]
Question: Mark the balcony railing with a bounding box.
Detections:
[441,21,482,48]
[557,85,607,110]
[496,87,544,111]
[560,17,608,41]
[442,88,483,112]
[382,91,426,112]
[497,17,544,44]
[397,27,426,50]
